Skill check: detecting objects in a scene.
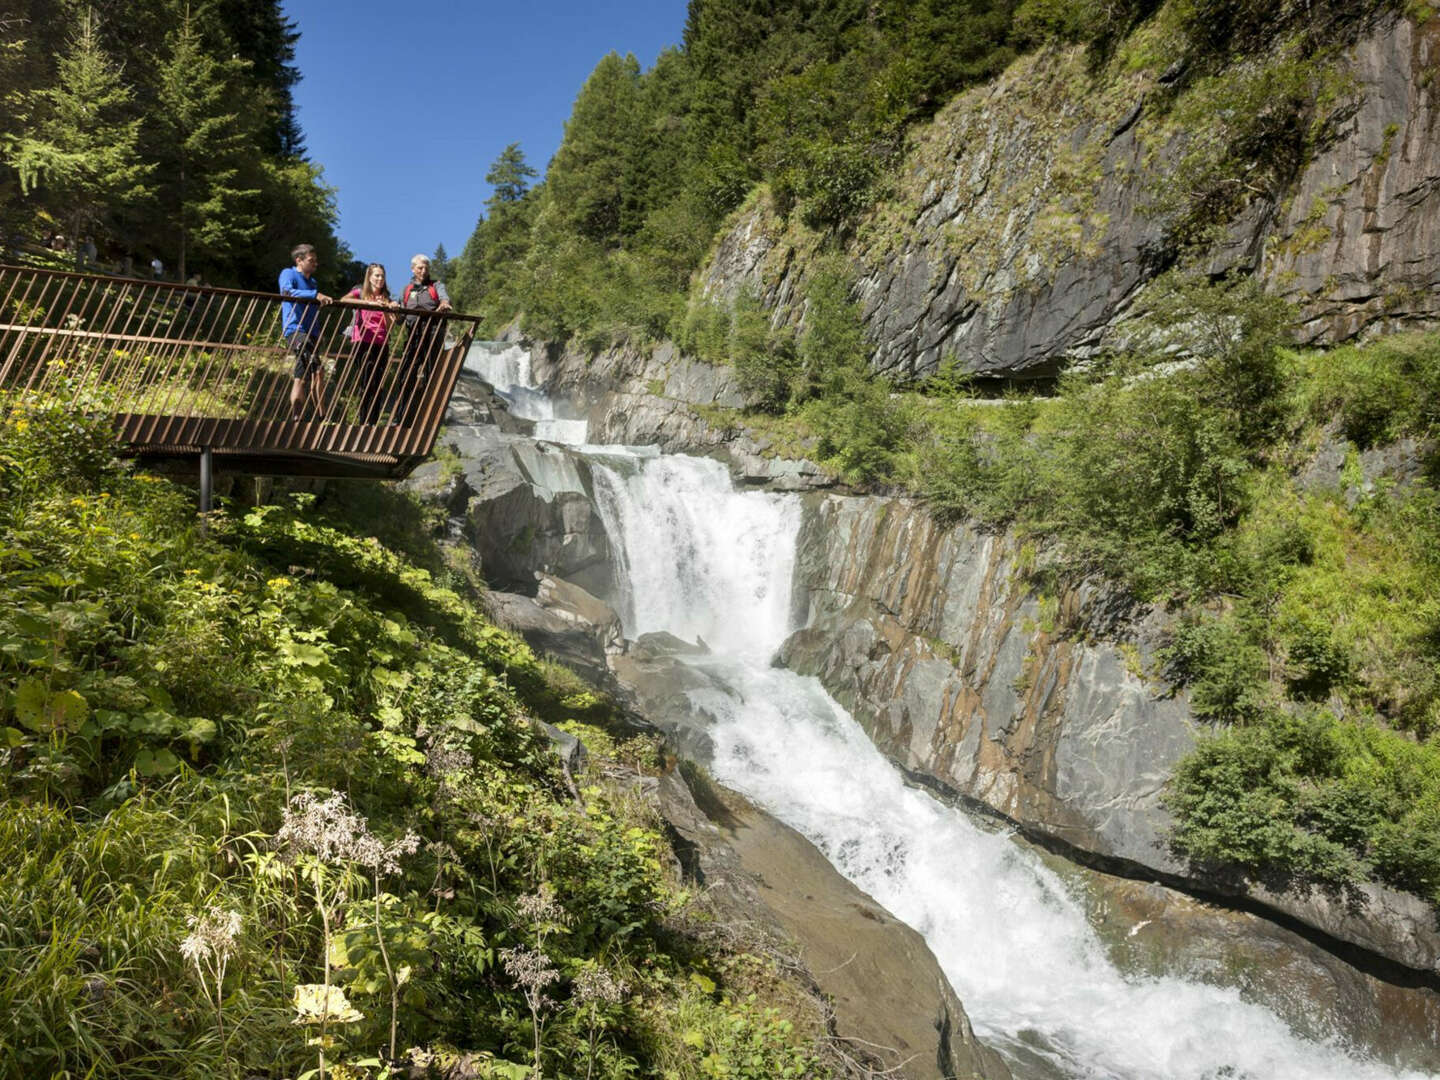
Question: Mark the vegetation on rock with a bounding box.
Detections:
[0,394,837,1078]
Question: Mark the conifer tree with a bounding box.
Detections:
[486,143,537,206]
[4,8,151,246]
[452,144,538,315]
[545,53,642,245]
[153,4,261,282]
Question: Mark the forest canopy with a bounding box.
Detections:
[0,0,349,290]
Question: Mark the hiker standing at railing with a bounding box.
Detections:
[279,243,334,420]
[394,253,451,426]
[342,262,398,424]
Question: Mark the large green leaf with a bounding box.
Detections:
[14,679,89,734]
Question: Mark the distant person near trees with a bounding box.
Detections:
[150,256,163,279]
[278,243,334,420]
[394,253,451,426]
[342,262,398,424]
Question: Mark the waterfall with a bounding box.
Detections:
[588,452,798,656]
[466,341,590,445]
[588,448,1429,1080]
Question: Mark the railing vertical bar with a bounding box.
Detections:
[144,299,202,445]
[0,271,42,387]
[194,293,246,447]
[41,276,86,391]
[128,283,192,446]
[28,274,74,395]
[111,279,175,423]
[177,297,231,446]
[0,269,25,389]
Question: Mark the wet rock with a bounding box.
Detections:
[607,650,724,763]
[530,339,836,489]
[630,630,709,658]
[484,577,620,685]
[656,766,1011,1080]
[1039,846,1440,1073]
[419,423,612,595]
[445,369,536,435]
[536,719,588,776]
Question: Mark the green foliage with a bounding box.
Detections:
[1164,710,1440,903]
[1296,331,1440,449]
[0,1,340,290]
[153,5,262,282]
[689,261,901,481]
[0,393,833,1078]
[908,273,1289,595]
[4,9,152,245]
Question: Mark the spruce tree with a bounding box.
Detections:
[545,53,642,245]
[486,143,537,206]
[4,8,151,247]
[153,4,261,282]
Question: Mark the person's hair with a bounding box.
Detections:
[360,262,390,302]
[291,243,317,263]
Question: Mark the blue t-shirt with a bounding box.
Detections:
[279,266,320,338]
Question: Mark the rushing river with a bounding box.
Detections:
[467,341,1433,1080]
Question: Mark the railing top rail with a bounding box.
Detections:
[0,263,483,322]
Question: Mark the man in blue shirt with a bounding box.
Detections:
[278,243,333,420]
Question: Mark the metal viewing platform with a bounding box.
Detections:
[0,264,481,490]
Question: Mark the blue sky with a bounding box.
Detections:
[280,0,687,285]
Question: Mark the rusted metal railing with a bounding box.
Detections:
[0,264,480,484]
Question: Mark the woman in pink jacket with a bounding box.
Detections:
[343,263,398,424]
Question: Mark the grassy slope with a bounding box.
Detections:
[0,394,834,1080]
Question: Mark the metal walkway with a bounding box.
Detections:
[0,264,481,482]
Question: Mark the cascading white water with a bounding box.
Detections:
[465,341,590,445]
[588,452,799,655]
[589,449,1430,1080]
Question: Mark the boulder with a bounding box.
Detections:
[484,578,621,685]
[656,766,1011,1080]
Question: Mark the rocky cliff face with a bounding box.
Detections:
[531,339,833,489]
[696,12,1440,380]
[778,491,1440,980]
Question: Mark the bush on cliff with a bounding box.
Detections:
[0,394,836,1079]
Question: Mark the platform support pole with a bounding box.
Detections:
[199,447,213,528]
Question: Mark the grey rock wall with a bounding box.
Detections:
[531,339,834,489]
[780,491,1440,977]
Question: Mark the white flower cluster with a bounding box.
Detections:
[275,789,419,875]
[500,945,560,1007]
[515,884,568,927]
[179,906,242,969]
[574,964,628,1006]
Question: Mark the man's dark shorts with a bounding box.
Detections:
[287,332,321,378]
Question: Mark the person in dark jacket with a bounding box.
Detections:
[393,253,452,426]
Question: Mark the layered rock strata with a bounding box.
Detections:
[778,491,1440,980]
